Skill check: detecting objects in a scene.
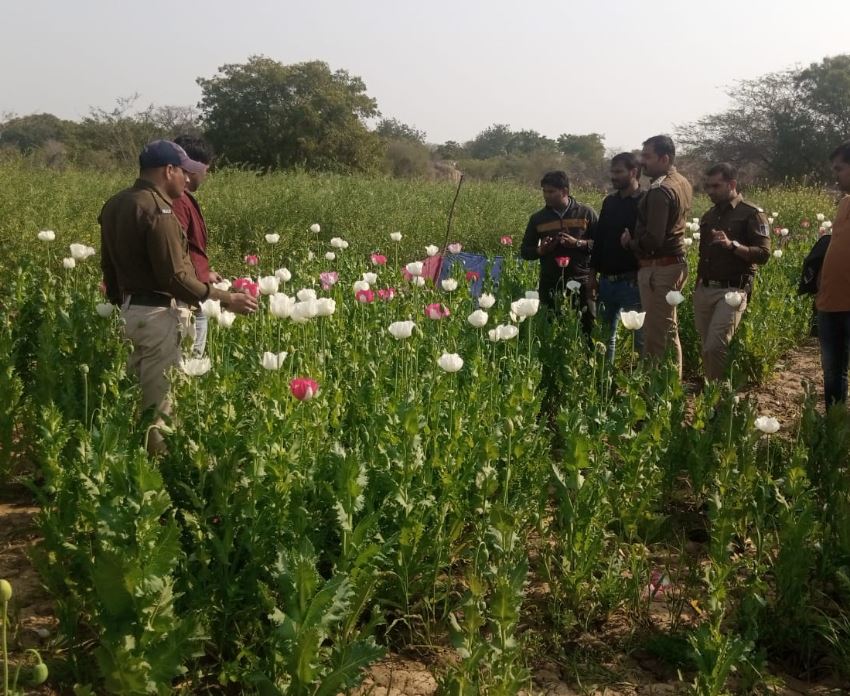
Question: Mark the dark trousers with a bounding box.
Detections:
[598,276,643,362]
[817,310,850,407]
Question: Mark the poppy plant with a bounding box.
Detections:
[290,377,319,401]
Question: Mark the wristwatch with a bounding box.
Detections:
[730,240,742,251]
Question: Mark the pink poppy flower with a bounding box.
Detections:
[290,377,319,401]
[500,235,513,246]
[371,253,387,265]
[320,271,339,289]
[555,256,571,268]
[378,287,396,301]
[465,270,480,282]
[355,289,375,303]
[244,254,259,266]
[425,303,450,320]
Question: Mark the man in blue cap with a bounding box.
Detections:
[99,140,257,454]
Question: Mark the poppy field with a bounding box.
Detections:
[0,162,848,695]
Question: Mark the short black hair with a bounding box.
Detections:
[611,152,640,171]
[642,135,676,163]
[829,141,850,165]
[541,170,570,189]
[173,134,215,165]
[705,162,738,181]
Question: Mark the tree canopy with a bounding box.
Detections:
[678,54,850,183]
[197,56,382,172]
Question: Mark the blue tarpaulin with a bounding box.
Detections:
[438,252,504,298]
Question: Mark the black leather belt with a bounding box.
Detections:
[701,278,749,289]
[125,292,172,307]
[601,271,638,282]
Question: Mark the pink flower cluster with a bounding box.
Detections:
[233,277,259,297]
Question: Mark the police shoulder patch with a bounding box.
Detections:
[757,222,770,237]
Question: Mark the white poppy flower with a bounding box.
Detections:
[200,299,222,318]
[467,309,488,328]
[309,223,321,233]
[425,244,439,257]
[269,293,296,318]
[478,293,496,309]
[390,231,403,242]
[388,320,416,339]
[261,351,288,370]
[315,298,336,317]
[258,276,279,295]
[37,230,56,242]
[724,291,744,308]
[441,278,458,292]
[275,267,292,283]
[754,416,780,434]
[511,298,539,318]
[437,352,464,372]
[620,311,645,330]
[95,303,114,317]
[265,233,280,244]
[218,311,236,328]
[181,357,211,376]
[665,290,685,306]
[406,261,424,277]
[296,288,317,302]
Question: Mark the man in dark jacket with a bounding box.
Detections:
[590,153,643,362]
[520,170,598,336]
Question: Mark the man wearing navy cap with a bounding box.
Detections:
[99,139,258,454]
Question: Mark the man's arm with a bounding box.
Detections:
[520,217,541,260]
[741,212,771,265]
[98,212,121,305]
[145,211,214,305]
[630,188,671,254]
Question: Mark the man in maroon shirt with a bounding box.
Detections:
[172,135,221,356]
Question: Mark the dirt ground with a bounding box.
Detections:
[1,339,845,695]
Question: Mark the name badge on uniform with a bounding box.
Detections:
[161,207,172,214]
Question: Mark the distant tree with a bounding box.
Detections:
[375,117,426,143]
[678,54,850,182]
[383,140,431,178]
[506,129,557,156]
[466,124,514,159]
[435,140,466,160]
[0,113,76,152]
[557,133,605,164]
[197,56,382,172]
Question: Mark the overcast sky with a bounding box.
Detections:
[2,0,849,151]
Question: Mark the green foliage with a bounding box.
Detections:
[197,56,382,172]
[679,52,850,183]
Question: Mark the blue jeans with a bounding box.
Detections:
[818,310,850,407]
[193,309,208,357]
[598,276,643,363]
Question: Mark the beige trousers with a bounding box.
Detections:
[693,284,748,381]
[121,303,184,454]
[637,262,688,377]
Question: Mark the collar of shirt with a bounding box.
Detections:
[716,193,743,212]
[546,197,575,218]
[133,178,174,205]
[615,187,643,200]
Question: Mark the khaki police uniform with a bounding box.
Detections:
[99,179,231,453]
[694,194,770,381]
[628,166,693,376]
